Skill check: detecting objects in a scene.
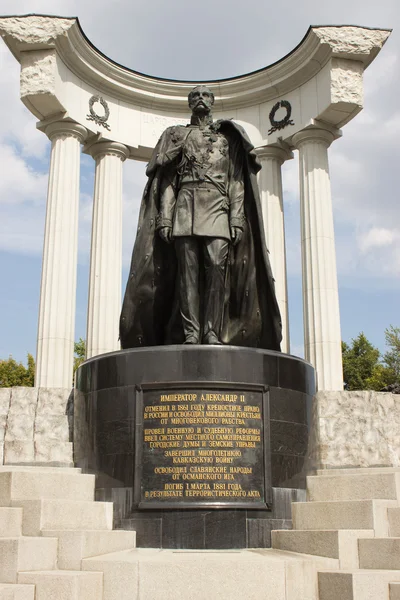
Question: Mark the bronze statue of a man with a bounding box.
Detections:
[120,85,282,350]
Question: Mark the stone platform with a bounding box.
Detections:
[2,465,400,599]
[74,346,314,548]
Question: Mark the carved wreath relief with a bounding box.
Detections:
[87,95,111,130]
[268,100,294,135]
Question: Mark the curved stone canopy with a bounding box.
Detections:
[0,15,391,159]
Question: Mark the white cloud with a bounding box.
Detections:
[354,227,400,277]
[0,143,48,206]
[364,51,399,99]
[358,227,399,253]
[0,44,50,255]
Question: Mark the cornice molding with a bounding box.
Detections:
[0,15,391,111]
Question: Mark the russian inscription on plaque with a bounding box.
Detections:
[134,384,271,509]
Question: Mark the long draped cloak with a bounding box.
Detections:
[119,120,282,351]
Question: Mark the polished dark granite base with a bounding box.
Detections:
[99,486,305,549]
[74,345,314,548]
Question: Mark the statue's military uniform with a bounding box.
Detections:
[156,124,245,343]
[120,114,282,352]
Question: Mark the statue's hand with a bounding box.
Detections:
[231,226,243,246]
[159,226,173,243]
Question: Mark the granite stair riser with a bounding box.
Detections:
[0,509,22,537]
[389,508,400,536]
[18,571,103,600]
[318,570,400,600]
[272,529,374,568]
[41,530,136,570]
[292,499,397,535]
[0,472,95,505]
[359,538,400,570]
[10,499,113,536]
[390,582,400,599]
[307,472,400,502]
[0,537,58,583]
[0,584,35,600]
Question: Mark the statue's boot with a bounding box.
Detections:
[184,335,199,344]
[203,331,223,345]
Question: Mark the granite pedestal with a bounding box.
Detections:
[74,346,314,549]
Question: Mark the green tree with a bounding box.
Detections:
[365,363,393,391]
[382,325,400,383]
[342,329,400,391]
[0,354,35,388]
[73,338,86,375]
[342,333,381,390]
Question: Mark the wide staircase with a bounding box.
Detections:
[273,467,400,599]
[1,465,400,599]
[0,466,135,600]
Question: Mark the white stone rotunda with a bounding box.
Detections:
[0,16,391,392]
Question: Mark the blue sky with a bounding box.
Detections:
[0,0,399,364]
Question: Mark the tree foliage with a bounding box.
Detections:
[383,325,400,383]
[0,354,35,388]
[342,327,399,391]
[73,338,86,375]
[0,338,87,389]
[342,333,380,390]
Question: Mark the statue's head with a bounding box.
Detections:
[188,85,214,116]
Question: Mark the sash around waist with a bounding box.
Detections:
[179,180,227,194]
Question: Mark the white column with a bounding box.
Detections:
[35,121,87,388]
[86,141,130,358]
[292,128,343,391]
[256,145,292,354]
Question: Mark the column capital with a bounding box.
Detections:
[255,143,293,165]
[86,140,130,162]
[44,121,87,143]
[292,126,340,150]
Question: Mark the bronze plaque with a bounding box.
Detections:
[134,383,270,509]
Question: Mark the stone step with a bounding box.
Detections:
[0,584,35,600]
[0,467,81,474]
[0,537,57,583]
[82,547,338,600]
[11,499,113,536]
[0,509,22,537]
[359,538,400,570]
[316,467,400,477]
[389,508,400,536]
[0,471,95,504]
[390,582,400,599]
[292,500,397,536]
[318,570,400,600]
[307,472,400,502]
[18,571,103,600]
[42,529,136,569]
[272,529,374,568]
